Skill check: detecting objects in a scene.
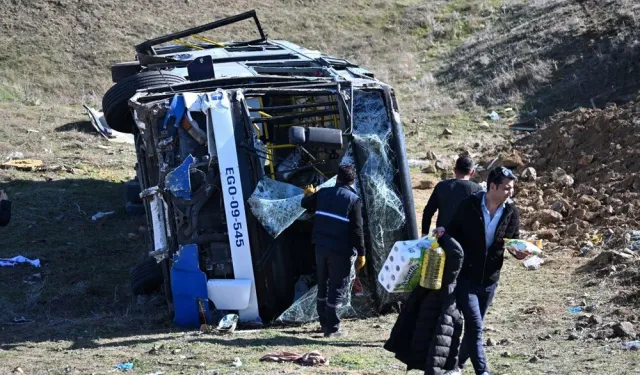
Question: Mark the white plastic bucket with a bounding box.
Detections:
[206,279,252,310]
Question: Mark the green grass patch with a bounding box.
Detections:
[332,352,378,370]
[0,84,18,102]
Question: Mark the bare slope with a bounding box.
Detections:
[0,0,430,108]
[438,0,640,117]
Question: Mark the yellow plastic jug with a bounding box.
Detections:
[419,240,446,290]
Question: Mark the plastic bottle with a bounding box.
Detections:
[419,240,446,290]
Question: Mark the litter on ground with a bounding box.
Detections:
[91,211,115,221]
[260,351,328,366]
[0,255,41,268]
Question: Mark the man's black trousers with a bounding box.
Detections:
[315,247,354,334]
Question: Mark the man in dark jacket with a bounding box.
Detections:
[301,165,365,337]
[0,189,11,226]
[437,166,523,375]
[384,234,465,375]
[422,156,482,235]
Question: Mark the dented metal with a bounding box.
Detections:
[119,12,417,325]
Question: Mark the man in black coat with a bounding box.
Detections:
[422,156,482,235]
[0,189,11,227]
[384,234,465,375]
[301,165,366,337]
[436,166,524,375]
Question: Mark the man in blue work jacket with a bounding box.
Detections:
[301,164,366,337]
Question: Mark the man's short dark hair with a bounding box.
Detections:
[487,166,517,187]
[337,164,357,185]
[455,156,475,175]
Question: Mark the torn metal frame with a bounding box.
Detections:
[127,62,416,326]
[135,10,266,56]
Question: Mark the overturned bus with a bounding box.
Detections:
[104,11,418,327]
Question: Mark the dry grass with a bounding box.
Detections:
[2,173,639,373]
[2,1,639,373]
[438,0,640,117]
[0,0,426,106]
[0,0,516,157]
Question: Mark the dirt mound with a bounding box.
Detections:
[511,102,640,242]
[500,101,640,305]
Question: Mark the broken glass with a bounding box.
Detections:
[247,176,337,239]
[276,89,408,323]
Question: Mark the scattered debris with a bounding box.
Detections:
[84,105,134,144]
[523,255,544,270]
[486,338,496,347]
[1,159,44,171]
[260,351,328,366]
[6,152,25,160]
[509,118,538,132]
[622,341,640,350]
[91,211,116,221]
[0,255,41,268]
[12,368,24,374]
[407,159,432,168]
[442,128,453,136]
[9,316,34,324]
[148,344,165,355]
[568,307,583,313]
[231,358,243,368]
[629,230,640,252]
[487,111,500,121]
[115,362,134,371]
[216,313,239,334]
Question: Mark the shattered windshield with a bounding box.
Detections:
[276,89,407,323]
[131,82,413,325]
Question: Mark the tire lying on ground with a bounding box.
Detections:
[130,257,164,295]
[102,71,186,133]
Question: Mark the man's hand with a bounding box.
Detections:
[303,185,316,196]
[0,190,7,202]
[432,227,445,238]
[355,256,366,272]
[506,246,527,260]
